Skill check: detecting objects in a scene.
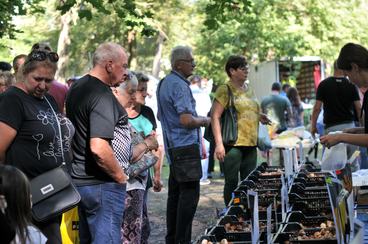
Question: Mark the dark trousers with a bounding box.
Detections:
[223,146,257,206]
[166,166,200,244]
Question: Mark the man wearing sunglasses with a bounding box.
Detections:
[66,42,129,244]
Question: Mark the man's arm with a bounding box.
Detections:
[310,100,322,136]
[90,138,127,184]
[321,132,368,148]
[179,114,210,129]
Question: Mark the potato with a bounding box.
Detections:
[220,239,228,244]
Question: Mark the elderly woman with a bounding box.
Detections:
[211,55,270,206]
[111,73,158,244]
[0,71,15,93]
[0,46,74,243]
[321,43,368,150]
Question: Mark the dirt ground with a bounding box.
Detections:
[147,172,225,244]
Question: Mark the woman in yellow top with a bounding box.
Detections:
[211,55,270,206]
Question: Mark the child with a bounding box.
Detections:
[0,165,47,244]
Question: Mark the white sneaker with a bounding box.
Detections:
[200,179,211,185]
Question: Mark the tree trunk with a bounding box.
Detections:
[55,11,73,83]
[152,31,166,79]
[127,31,136,67]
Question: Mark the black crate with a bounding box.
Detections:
[276,223,337,243]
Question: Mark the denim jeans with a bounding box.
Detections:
[77,182,126,244]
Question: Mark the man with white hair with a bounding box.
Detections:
[66,42,129,244]
[157,46,211,244]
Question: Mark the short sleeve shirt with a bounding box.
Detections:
[127,105,157,191]
[157,71,201,163]
[0,87,75,179]
[129,105,157,137]
[316,76,360,126]
[214,82,260,146]
[66,75,127,185]
[261,94,291,130]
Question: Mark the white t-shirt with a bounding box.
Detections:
[12,226,47,244]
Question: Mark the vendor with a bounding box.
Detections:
[320,43,368,159]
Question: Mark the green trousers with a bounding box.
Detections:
[223,146,257,206]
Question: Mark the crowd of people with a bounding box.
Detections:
[0,41,367,244]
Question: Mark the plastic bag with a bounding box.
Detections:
[60,207,79,244]
[321,143,347,171]
[257,123,272,151]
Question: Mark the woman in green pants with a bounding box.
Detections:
[211,55,270,206]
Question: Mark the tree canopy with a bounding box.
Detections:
[1,0,368,84]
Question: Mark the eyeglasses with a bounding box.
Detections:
[178,59,196,66]
[27,50,59,63]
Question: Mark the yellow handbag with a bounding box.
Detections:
[60,207,79,244]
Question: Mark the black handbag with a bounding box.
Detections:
[203,110,213,142]
[168,144,202,183]
[205,85,238,145]
[221,85,238,145]
[31,166,80,222]
[30,97,80,222]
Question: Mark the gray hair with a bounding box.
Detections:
[93,42,125,67]
[0,71,15,87]
[170,46,192,69]
[117,72,138,92]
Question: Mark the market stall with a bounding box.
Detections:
[197,148,364,243]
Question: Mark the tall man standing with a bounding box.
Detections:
[157,46,211,244]
[66,42,129,244]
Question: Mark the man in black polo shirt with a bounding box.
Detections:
[311,61,361,156]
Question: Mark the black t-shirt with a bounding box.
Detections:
[316,76,360,127]
[0,87,74,179]
[66,75,127,185]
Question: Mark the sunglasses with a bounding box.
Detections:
[27,50,59,63]
[32,43,52,51]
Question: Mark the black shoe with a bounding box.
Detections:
[207,172,213,179]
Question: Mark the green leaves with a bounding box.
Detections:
[54,0,155,37]
[78,9,93,20]
[196,0,368,85]
[0,0,43,39]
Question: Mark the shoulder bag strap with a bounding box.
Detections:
[44,96,65,165]
[226,84,235,109]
